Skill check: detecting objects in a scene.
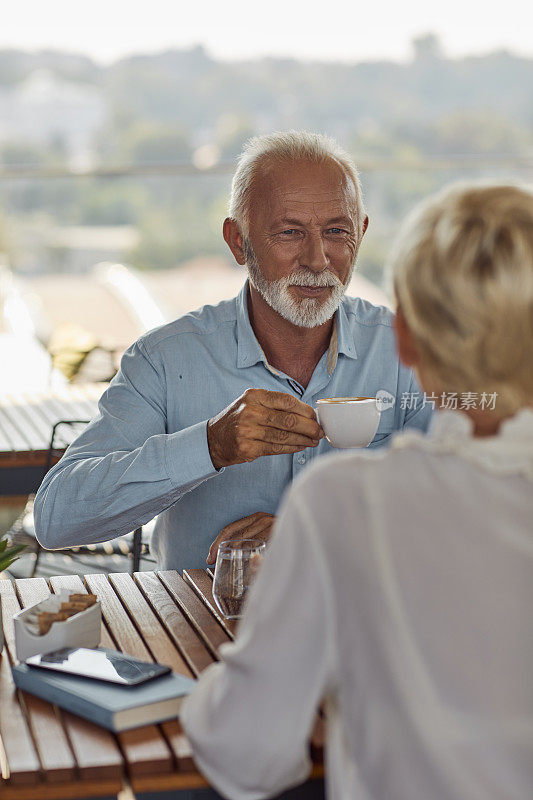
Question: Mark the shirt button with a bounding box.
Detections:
[297,454,306,465]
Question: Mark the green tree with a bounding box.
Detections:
[78,182,146,225]
[108,122,192,166]
[0,142,47,167]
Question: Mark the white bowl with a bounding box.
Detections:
[14,591,101,661]
[316,397,381,448]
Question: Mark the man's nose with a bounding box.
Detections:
[303,232,329,272]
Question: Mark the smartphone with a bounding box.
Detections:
[26,647,171,685]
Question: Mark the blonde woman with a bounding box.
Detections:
[182,184,533,800]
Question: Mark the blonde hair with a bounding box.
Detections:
[229,130,366,237]
[392,183,533,415]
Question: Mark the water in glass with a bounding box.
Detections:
[213,539,266,619]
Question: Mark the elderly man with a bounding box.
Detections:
[34,131,431,569]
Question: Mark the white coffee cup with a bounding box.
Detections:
[316,397,381,448]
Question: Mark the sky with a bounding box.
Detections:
[2,0,533,64]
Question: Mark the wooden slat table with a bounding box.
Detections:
[0,384,105,496]
[0,570,325,800]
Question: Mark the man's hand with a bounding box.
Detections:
[207,388,324,470]
[207,512,275,565]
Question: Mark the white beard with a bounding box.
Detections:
[245,241,355,328]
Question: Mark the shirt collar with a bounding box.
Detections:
[393,407,533,481]
[236,282,270,370]
[427,408,474,439]
[428,406,533,442]
[327,298,358,374]
[236,281,358,375]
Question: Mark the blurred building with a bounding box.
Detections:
[2,257,391,391]
[0,69,105,166]
[11,223,140,275]
[19,258,391,352]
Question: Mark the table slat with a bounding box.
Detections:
[13,396,57,444]
[0,658,41,786]
[69,399,99,419]
[183,569,238,638]
[0,779,123,800]
[48,575,117,650]
[156,720,195,774]
[134,572,214,676]
[108,573,193,677]
[0,412,28,452]
[157,571,232,659]
[64,384,105,403]
[17,395,89,449]
[83,574,153,661]
[107,573,196,773]
[2,566,326,797]
[0,383,103,460]
[10,579,76,782]
[0,402,47,451]
[51,385,102,421]
[36,394,93,425]
[0,582,42,785]
[83,574,173,777]
[13,578,51,607]
[0,401,39,451]
[45,576,123,781]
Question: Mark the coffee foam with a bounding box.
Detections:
[317,397,374,404]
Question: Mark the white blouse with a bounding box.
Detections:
[182,409,533,800]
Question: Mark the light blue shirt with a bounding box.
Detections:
[34,283,432,569]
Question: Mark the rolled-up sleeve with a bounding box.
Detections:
[34,339,221,549]
[181,492,336,800]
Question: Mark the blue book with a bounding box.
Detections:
[12,661,196,732]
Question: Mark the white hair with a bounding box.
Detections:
[228,130,366,237]
[392,183,533,415]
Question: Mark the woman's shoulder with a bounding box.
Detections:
[292,445,430,533]
[297,444,428,496]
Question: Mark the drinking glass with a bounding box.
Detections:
[212,539,266,619]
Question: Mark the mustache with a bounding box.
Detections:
[243,238,349,290]
[285,270,342,288]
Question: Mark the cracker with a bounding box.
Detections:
[68,593,97,608]
[37,612,57,635]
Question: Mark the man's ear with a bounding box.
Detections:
[361,215,369,237]
[394,304,420,368]
[223,218,246,266]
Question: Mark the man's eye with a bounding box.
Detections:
[281,229,297,235]
[328,228,344,235]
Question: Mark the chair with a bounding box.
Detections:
[9,419,145,576]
